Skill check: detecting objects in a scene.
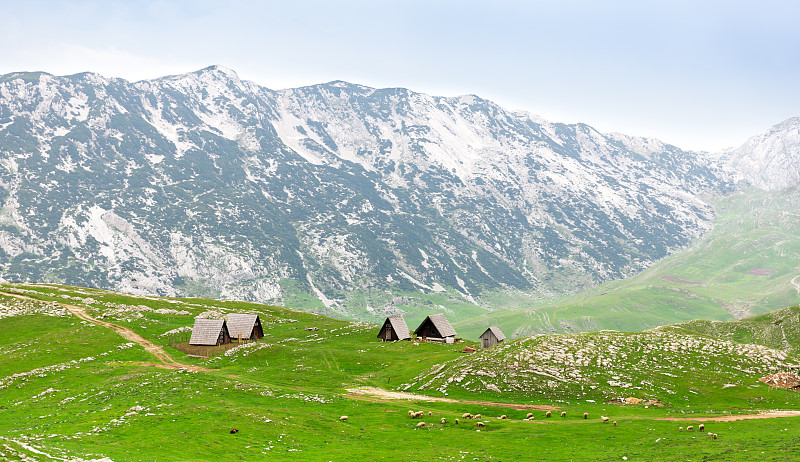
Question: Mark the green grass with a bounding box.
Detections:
[3,283,800,461]
[457,186,800,338]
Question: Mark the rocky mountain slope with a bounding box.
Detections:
[0,66,729,321]
[721,117,800,190]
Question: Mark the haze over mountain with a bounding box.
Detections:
[0,65,784,322]
[721,117,800,190]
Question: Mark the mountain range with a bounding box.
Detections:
[0,65,794,323]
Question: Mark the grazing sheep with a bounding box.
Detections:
[428,411,432,416]
[707,432,713,438]
[441,418,446,424]
[712,433,718,440]
[546,411,552,418]
[455,418,459,424]
[679,427,683,432]
[583,412,588,419]
[499,415,507,419]
[462,413,472,419]
[601,416,609,422]
[613,421,617,427]
[474,414,482,419]
[527,412,534,419]
[408,410,414,417]
[476,422,486,427]
[229,429,239,434]
[561,411,567,418]
[339,416,348,422]
[699,424,705,431]
[687,425,694,432]
[416,422,426,428]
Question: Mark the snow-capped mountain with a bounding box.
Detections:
[722,117,800,190]
[0,66,729,321]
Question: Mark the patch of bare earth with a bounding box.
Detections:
[747,268,776,276]
[346,386,557,411]
[659,275,707,286]
[658,411,800,422]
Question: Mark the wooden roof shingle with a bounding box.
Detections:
[484,326,506,341]
[189,319,227,345]
[385,314,410,340]
[227,313,260,339]
[418,313,456,337]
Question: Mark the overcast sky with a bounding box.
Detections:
[2,0,798,152]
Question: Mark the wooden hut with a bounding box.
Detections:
[376,314,411,341]
[479,326,506,349]
[414,313,456,341]
[227,313,264,342]
[189,319,231,346]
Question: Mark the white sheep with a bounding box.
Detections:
[415,411,424,418]
[441,418,446,424]
[583,412,588,419]
[712,433,718,440]
[416,421,426,428]
[408,410,414,417]
[476,422,486,427]
[699,424,705,431]
[678,426,683,432]
[687,425,694,432]
[613,421,617,427]
[546,411,552,418]
[499,415,507,419]
[462,413,472,419]
[474,414,482,419]
[428,411,432,416]
[526,412,534,419]
[455,418,459,424]
[561,411,567,417]
[601,416,609,422]
[339,416,348,422]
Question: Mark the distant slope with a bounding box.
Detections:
[676,305,800,352]
[722,117,800,190]
[457,186,800,338]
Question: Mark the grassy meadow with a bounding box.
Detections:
[1,284,800,461]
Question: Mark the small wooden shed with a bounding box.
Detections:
[189,319,231,346]
[227,313,264,342]
[414,313,456,340]
[377,314,411,341]
[479,326,506,349]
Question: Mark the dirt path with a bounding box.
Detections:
[0,290,210,372]
[346,386,558,411]
[791,275,800,295]
[657,411,800,422]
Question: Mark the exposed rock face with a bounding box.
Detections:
[723,117,800,190]
[0,66,729,320]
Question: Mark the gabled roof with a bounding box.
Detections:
[416,313,456,337]
[482,326,506,341]
[227,313,260,339]
[189,319,227,345]
[383,314,410,340]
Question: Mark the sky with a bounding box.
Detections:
[2,0,799,152]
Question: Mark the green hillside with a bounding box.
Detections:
[3,283,800,461]
[457,186,800,339]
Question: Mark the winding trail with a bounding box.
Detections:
[791,275,800,295]
[0,290,210,372]
[346,386,558,411]
[658,411,800,422]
